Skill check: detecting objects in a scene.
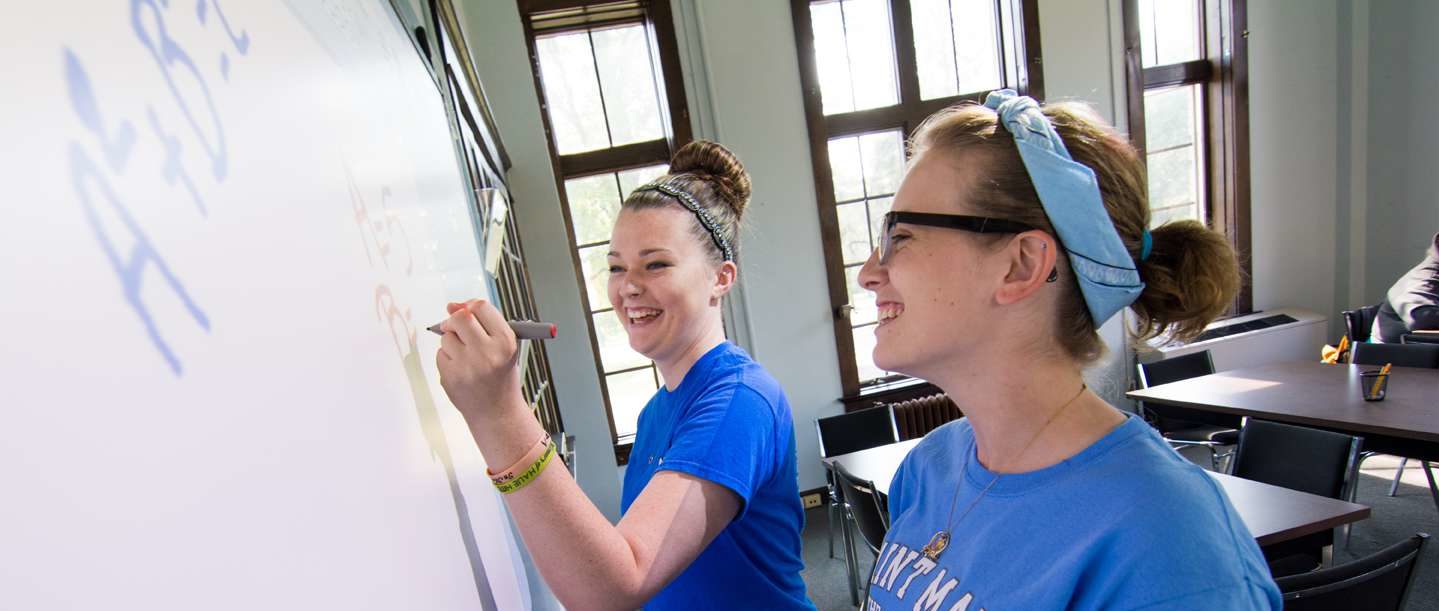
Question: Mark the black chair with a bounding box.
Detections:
[1350,342,1439,369]
[1276,533,1428,611]
[1136,350,1241,470]
[1343,304,1382,344]
[816,405,897,600]
[832,462,890,605]
[1229,419,1363,576]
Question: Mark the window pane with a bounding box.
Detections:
[1139,0,1201,67]
[846,264,877,325]
[810,0,899,115]
[951,0,1002,93]
[912,0,1001,99]
[868,196,894,245]
[592,25,664,147]
[859,130,904,197]
[1143,85,1198,152]
[565,173,623,245]
[852,324,887,382]
[577,244,612,309]
[828,136,865,202]
[842,0,900,111]
[617,164,670,198]
[536,32,610,155]
[837,201,873,264]
[606,367,658,438]
[593,311,649,372]
[910,0,959,99]
[1146,146,1200,224]
[810,1,855,115]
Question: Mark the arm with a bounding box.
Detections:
[435,300,739,611]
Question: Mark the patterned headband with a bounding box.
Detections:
[631,178,735,262]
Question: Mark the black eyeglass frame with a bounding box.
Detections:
[878,211,1041,266]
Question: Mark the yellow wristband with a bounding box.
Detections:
[488,432,550,482]
[494,441,555,494]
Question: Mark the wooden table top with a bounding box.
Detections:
[824,438,1370,548]
[1126,361,1439,443]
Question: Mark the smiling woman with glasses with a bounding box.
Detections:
[855,91,1276,610]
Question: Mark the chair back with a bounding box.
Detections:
[891,393,962,440]
[1342,304,1381,343]
[1231,419,1361,500]
[832,462,889,556]
[816,405,898,459]
[1276,533,1428,611]
[1351,342,1439,369]
[1135,351,1242,430]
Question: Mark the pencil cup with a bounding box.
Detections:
[1360,370,1389,402]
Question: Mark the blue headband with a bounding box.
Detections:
[983,89,1144,325]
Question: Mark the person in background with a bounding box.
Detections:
[1373,232,1439,343]
[434,141,815,611]
[855,90,1280,609]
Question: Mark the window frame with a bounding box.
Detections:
[519,0,692,464]
[1123,0,1252,315]
[790,0,1044,401]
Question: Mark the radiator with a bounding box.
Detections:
[892,393,963,441]
[1138,307,1328,372]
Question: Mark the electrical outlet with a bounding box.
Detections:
[801,493,822,509]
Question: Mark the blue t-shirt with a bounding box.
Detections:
[620,342,815,611]
[866,415,1281,610]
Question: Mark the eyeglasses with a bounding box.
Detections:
[877,211,1040,265]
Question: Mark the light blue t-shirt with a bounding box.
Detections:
[621,342,815,611]
[866,415,1281,610]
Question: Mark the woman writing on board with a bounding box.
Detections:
[855,92,1280,609]
[435,141,815,611]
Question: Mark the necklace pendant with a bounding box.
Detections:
[921,531,950,561]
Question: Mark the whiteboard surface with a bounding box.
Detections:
[0,1,530,608]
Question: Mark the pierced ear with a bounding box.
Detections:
[995,232,1058,305]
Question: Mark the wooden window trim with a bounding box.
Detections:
[791,0,1044,401]
[1123,0,1251,315]
[519,0,692,464]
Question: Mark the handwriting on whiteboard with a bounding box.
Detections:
[63,0,250,376]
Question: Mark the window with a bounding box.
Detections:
[1124,0,1251,312]
[791,0,1043,399]
[520,0,691,460]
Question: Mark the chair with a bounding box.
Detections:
[1275,533,1428,611]
[1350,342,1439,369]
[832,462,890,605]
[1350,342,1439,507]
[815,405,897,595]
[1342,304,1382,344]
[1135,350,1242,470]
[1229,419,1363,576]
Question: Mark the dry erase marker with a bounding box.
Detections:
[427,319,557,340]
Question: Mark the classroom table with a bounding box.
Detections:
[823,437,1370,550]
[1127,361,1439,508]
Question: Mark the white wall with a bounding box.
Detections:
[1364,0,1439,302]
[1248,1,1342,324]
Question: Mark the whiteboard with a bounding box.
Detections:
[0,1,534,609]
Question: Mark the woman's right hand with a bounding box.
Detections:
[434,299,525,425]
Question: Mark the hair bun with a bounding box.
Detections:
[670,140,752,218]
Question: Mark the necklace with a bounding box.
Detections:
[919,383,1088,561]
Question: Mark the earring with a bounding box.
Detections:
[1046,267,1058,283]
